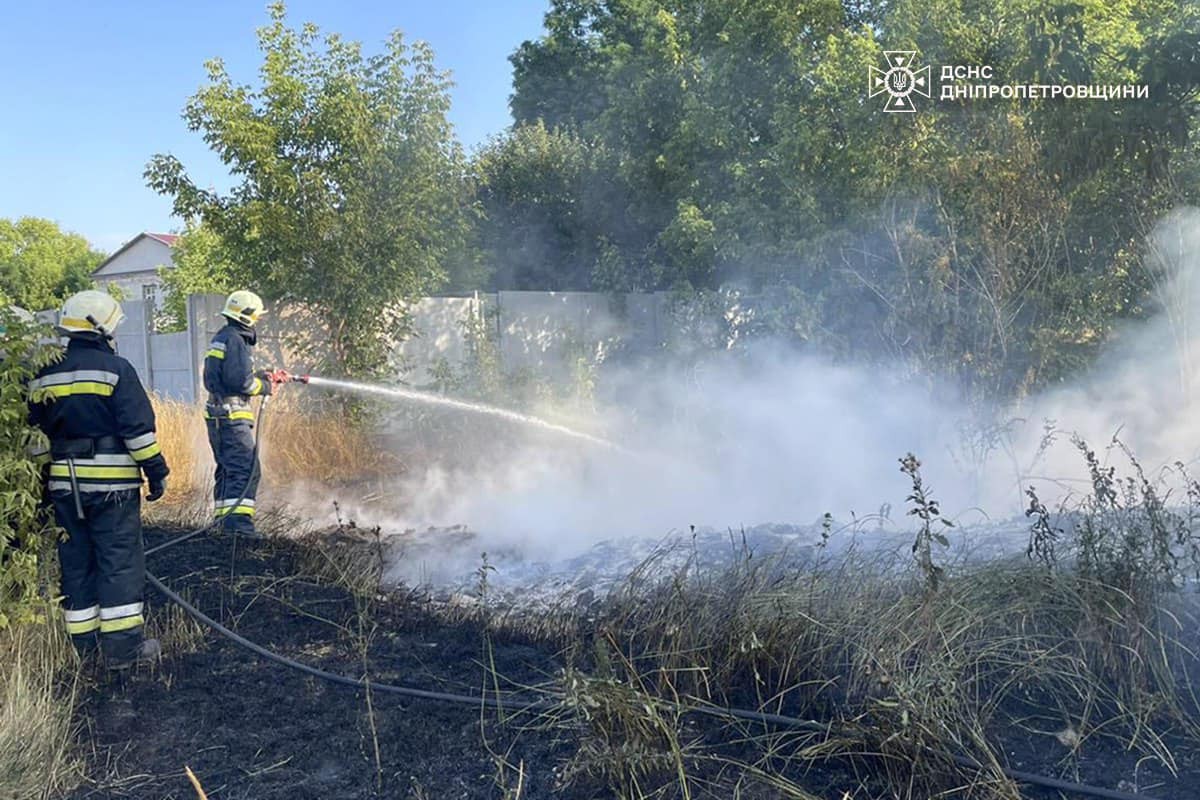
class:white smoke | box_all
[1009,207,1200,489]
[383,352,965,558]
[306,207,1200,568]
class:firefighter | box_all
[203,290,288,538]
[27,290,168,668]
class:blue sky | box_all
[0,0,549,252]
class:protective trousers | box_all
[205,415,259,534]
[52,489,146,661]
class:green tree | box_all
[0,218,103,310]
[0,305,60,628]
[473,122,610,290]
[500,0,1200,401]
[156,222,238,332]
[507,0,855,290]
[146,2,469,375]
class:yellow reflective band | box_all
[66,618,101,635]
[214,505,256,517]
[205,348,225,360]
[129,442,162,461]
[30,370,119,391]
[36,382,115,399]
[60,316,96,331]
[48,464,141,480]
[99,615,144,633]
[204,409,253,421]
[249,377,263,395]
[125,433,156,450]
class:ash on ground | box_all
[373,516,1033,613]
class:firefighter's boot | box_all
[107,638,161,671]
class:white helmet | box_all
[59,290,125,337]
[221,290,267,327]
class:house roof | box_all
[92,232,179,277]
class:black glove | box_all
[255,370,275,396]
[146,476,167,502]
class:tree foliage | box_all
[0,218,102,311]
[0,306,60,628]
[156,222,238,332]
[472,0,1200,401]
[473,121,621,290]
[146,2,469,375]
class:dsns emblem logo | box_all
[868,51,930,113]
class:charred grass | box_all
[97,406,1200,799]
[471,449,1200,799]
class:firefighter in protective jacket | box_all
[203,290,287,537]
[27,290,168,668]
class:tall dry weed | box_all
[149,394,398,518]
[0,614,80,799]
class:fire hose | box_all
[142,377,1165,800]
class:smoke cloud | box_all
[1010,207,1200,488]
[306,208,1200,574]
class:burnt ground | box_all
[66,526,572,800]
[63,526,1200,800]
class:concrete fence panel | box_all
[113,299,149,382]
[395,296,482,386]
[40,290,688,402]
[148,331,194,401]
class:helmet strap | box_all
[86,314,113,340]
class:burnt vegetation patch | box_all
[65,445,1200,800]
[68,526,563,800]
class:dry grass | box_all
[148,394,399,520]
[526,538,1200,798]
[257,394,400,488]
[147,397,211,518]
[145,593,208,658]
[0,611,81,799]
[500,451,1200,799]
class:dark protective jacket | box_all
[27,337,169,492]
[203,322,268,402]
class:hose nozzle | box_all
[265,370,309,385]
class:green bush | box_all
[0,305,61,628]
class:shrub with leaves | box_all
[0,305,60,628]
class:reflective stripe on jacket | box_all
[27,337,169,485]
[203,322,266,399]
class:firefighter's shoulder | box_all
[110,351,144,378]
[206,328,234,361]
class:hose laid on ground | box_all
[141,396,1165,800]
[144,394,269,557]
[145,571,556,711]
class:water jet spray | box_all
[292,373,621,451]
